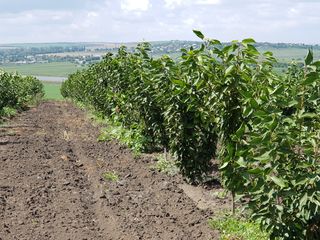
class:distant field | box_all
[46,51,108,57]
[258,47,320,63]
[0,46,319,78]
[157,47,320,63]
[0,62,85,77]
[43,82,63,100]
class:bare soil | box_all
[0,101,228,240]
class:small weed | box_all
[133,151,142,159]
[208,211,269,240]
[210,189,229,199]
[152,155,179,176]
[89,111,106,124]
[98,122,147,153]
[63,130,70,141]
[73,100,88,110]
[102,171,119,182]
[85,110,148,154]
[31,219,38,225]
[0,107,17,118]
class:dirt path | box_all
[0,101,221,240]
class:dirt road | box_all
[0,101,220,240]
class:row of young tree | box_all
[61,31,320,239]
[0,70,44,117]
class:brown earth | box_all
[0,101,230,240]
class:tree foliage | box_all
[0,70,44,116]
[61,31,320,239]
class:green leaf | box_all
[301,113,317,119]
[237,157,246,167]
[254,110,268,118]
[270,85,284,95]
[254,151,271,163]
[239,89,253,99]
[225,65,235,77]
[305,49,313,65]
[288,100,298,107]
[172,79,186,87]
[242,38,256,44]
[250,98,259,108]
[220,162,229,170]
[247,168,264,175]
[303,72,318,85]
[222,45,232,54]
[276,205,284,212]
[270,176,286,188]
[235,124,245,138]
[247,45,259,55]
[263,51,273,57]
[193,30,205,40]
[300,193,308,206]
[312,60,320,67]
[209,39,221,45]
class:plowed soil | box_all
[0,101,225,240]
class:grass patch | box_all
[258,47,320,63]
[210,189,229,199]
[98,120,148,153]
[209,212,269,240]
[74,100,89,110]
[152,155,179,176]
[1,62,85,77]
[102,171,119,182]
[43,82,63,100]
[0,107,17,118]
[74,103,148,155]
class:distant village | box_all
[0,41,202,66]
[0,41,319,66]
[0,45,103,65]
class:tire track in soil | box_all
[0,101,220,240]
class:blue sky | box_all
[0,0,319,43]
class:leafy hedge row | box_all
[0,70,44,116]
[61,31,320,239]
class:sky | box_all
[0,0,319,44]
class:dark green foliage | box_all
[159,46,218,181]
[61,31,320,239]
[61,42,219,183]
[0,70,44,116]
[205,40,320,238]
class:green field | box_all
[43,82,63,100]
[0,62,85,77]
[259,47,320,63]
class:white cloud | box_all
[87,11,98,17]
[196,0,220,5]
[0,0,319,44]
[164,0,220,9]
[164,0,183,9]
[120,0,151,12]
[183,17,195,26]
